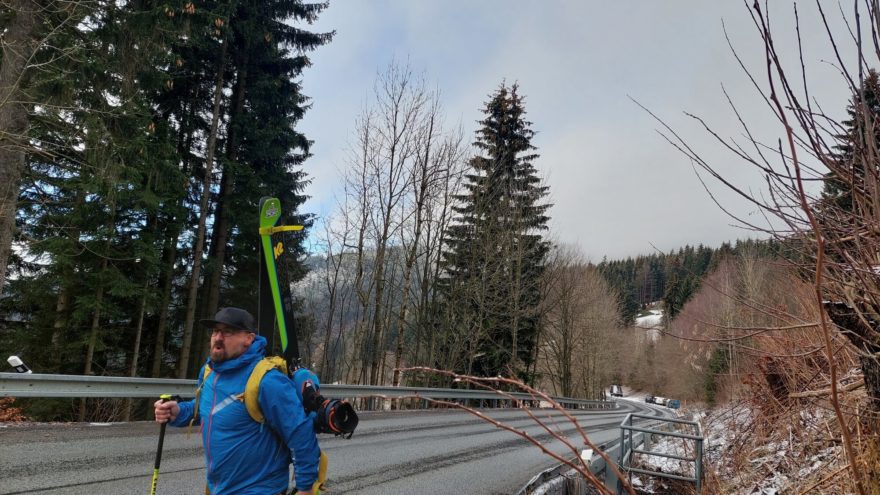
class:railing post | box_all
[627,416,633,491]
[696,437,703,493]
[618,422,626,495]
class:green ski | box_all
[258,197,303,366]
[257,197,357,495]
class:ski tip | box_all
[260,198,282,226]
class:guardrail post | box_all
[627,417,634,491]
[618,423,626,495]
[696,436,703,493]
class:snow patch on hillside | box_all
[635,309,663,341]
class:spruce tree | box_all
[823,69,880,211]
[196,0,333,367]
[440,83,550,381]
[7,0,183,382]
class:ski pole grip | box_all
[151,394,173,495]
[156,394,182,414]
[157,393,172,420]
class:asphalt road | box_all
[0,400,663,495]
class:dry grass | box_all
[702,325,875,494]
[0,397,27,422]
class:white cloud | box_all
[298,1,858,258]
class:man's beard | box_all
[211,342,228,362]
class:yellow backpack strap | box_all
[243,356,287,423]
[189,364,212,435]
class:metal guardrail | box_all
[518,411,701,495]
[0,372,615,410]
[616,413,703,494]
[514,424,652,495]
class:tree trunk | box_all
[79,257,108,421]
[152,97,194,379]
[0,0,39,291]
[151,227,179,377]
[83,262,108,377]
[51,191,84,372]
[825,303,880,411]
[200,63,247,368]
[320,248,342,378]
[369,242,387,385]
[392,115,436,389]
[50,287,70,372]
[177,40,228,379]
[123,284,149,421]
[80,173,118,421]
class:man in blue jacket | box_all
[154,307,319,495]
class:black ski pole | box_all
[150,394,173,495]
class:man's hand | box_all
[154,399,179,423]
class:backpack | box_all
[190,356,328,494]
[191,356,352,434]
[190,356,288,426]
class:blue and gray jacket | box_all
[171,335,319,494]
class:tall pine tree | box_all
[823,69,880,212]
[440,83,550,381]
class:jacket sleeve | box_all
[259,370,320,492]
[169,398,196,427]
[292,368,321,403]
[169,364,206,428]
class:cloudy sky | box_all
[297,1,855,260]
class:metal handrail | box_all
[618,413,703,494]
[0,372,615,409]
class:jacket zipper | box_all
[205,371,220,494]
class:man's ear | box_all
[246,332,256,345]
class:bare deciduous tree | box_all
[538,245,619,399]
[302,61,467,388]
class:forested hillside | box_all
[597,239,782,324]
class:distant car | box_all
[666,399,681,409]
[610,384,623,397]
[644,395,654,404]
[654,397,668,406]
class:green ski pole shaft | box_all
[150,394,172,495]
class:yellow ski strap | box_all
[258,224,304,235]
[312,450,329,495]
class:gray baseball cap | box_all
[200,307,256,333]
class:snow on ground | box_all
[697,402,847,494]
[537,387,849,494]
[635,310,663,329]
[627,411,701,493]
[635,309,663,341]
[595,381,854,494]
